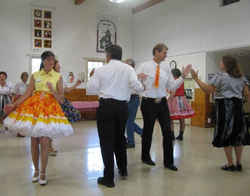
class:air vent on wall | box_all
[222,0,240,6]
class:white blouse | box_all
[14,81,27,95]
[0,82,14,95]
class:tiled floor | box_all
[1,120,250,196]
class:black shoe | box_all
[165,164,178,171]
[221,165,235,172]
[126,143,135,149]
[176,135,183,141]
[142,159,156,166]
[97,177,115,188]
[119,170,128,177]
[236,164,242,171]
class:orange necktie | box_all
[154,64,160,88]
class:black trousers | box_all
[97,98,128,182]
[141,97,174,166]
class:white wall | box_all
[0,0,133,85]
[205,52,221,82]
[168,52,207,80]
[132,0,250,62]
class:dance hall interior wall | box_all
[132,0,250,80]
[0,0,133,84]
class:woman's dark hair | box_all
[105,45,122,60]
[222,55,242,78]
[40,51,55,70]
[53,59,59,70]
[21,72,28,79]
[0,71,7,79]
[171,68,182,78]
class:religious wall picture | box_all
[97,19,117,53]
[44,21,52,29]
[34,19,42,28]
[44,40,52,48]
[34,9,42,18]
[32,7,53,49]
[44,30,52,38]
[34,29,42,37]
[44,10,52,19]
[34,39,42,48]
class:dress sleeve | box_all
[208,73,221,88]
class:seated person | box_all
[0,71,14,129]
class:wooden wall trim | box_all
[132,0,165,14]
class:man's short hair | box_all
[105,45,122,60]
[152,43,168,56]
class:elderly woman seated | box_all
[0,71,14,129]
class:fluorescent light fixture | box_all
[109,0,126,3]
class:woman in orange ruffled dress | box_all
[4,51,73,186]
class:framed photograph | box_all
[44,20,52,29]
[34,19,42,28]
[97,20,117,53]
[34,29,42,37]
[44,30,52,38]
[44,40,52,48]
[34,9,42,18]
[34,39,42,48]
[44,10,52,19]
[32,7,53,50]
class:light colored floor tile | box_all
[1,120,250,196]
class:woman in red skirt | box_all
[168,68,195,140]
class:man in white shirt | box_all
[137,43,191,171]
[86,45,145,188]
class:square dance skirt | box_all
[212,98,250,147]
[4,91,74,138]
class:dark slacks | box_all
[97,98,128,182]
[141,97,174,166]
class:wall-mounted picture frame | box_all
[34,9,42,18]
[97,19,117,53]
[32,7,53,50]
[44,30,52,38]
[34,39,42,48]
[44,40,52,48]
[44,20,52,29]
[34,19,42,28]
[44,10,52,19]
[34,29,42,38]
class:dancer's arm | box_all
[47,76,64,104]
[13,76,35,107]
[191,69,215,94]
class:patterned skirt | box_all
[0,94,11,119]
[60,99,81,123]
[4,92,74,138]
[212,98,250,148]
[168,96,195,120]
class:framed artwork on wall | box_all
[32,8,53,50]
[96,19,117,53]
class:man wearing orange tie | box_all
[137,43,191,171]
